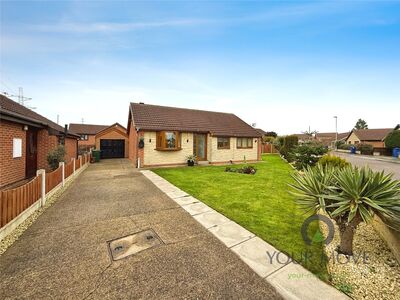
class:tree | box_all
[354,119,368,130]
[289,141,328,170]
[290,165,400,255]
[47,145,66,170]
[265,131,277,138]
[385,130,400,149]
[280,135,298,160]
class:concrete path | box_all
[142,171,349,300]
[0,159,281,299]
[333,152,400,179]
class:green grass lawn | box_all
[153,154,328,279]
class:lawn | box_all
[153,154,328,279]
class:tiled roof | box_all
[1,94,65,133]
[255,128,268,136]
[69,123,109,135]
[130,103,261,137]
[352,128,393,141]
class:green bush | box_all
[280,135,299,160]
[289,141,328,170]
[273,136,285,151]
[338,143,354,150]
[385,130,400,149]
[225,165,257,175]
[356,143,373,155]
[47,145,66,171]
[318,155,350,169]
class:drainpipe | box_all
[136,127,141,169]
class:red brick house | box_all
[127,103,262,168]
[68,123,108,153]
[0,95,79,188]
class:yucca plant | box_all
[290,164,400,255]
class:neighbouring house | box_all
[255,128,268,137]
[293,133,314,143]
[69,123,108,153]
[0,95,79,188]
[315,132,349,148]
[95,123,129,159]
[127,103,262,168]
[345,128,393,148]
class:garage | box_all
[100,139,125,159]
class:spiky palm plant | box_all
[290,164,400,255]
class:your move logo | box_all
[301,214,335,246]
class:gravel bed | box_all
[321,220,400,299]
[0,171,81,256]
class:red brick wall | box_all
[78,135,95,147]
[0,120,26,187]
[37,129,58,171]
[138,131,144,167]
[65,137,78,162]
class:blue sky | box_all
[1,1,399,134]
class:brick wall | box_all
[209,137,258,163]
[78,135,95,147]
[0,120,26,187]
[64,137,78,162]
[37,129,58,171]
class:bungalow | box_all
[0,95,79,188]
[315,132,349,148]
[127,103,262,168]
[345,128,393,148]
[69,123,108,153]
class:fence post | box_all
[36,169,46,207]
[59,161,65,187]
[80,155,82,168]
[73,158,76,174]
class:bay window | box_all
[156,131,181,150]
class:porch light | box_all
[23,125,28,131]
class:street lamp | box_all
[334,116,338,150]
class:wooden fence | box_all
[45,166,62,193]
[0,153,91,234]
[65,159,74,178]
[0,176,41,227]
[262,143,279,154]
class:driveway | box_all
[0,159,281,299]
[333,152,400,180]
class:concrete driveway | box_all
[333,152,400,179]
[0,159,281,299]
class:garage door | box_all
[100,139,125,159]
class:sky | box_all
[1,1,399,135]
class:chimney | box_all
[64,124,68,136]
[139,102,144,104]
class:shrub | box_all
[318,155,349,169]
[225,165,257,175]
[385,130,400,149]
[335,140,345,149]
[356,143,373,155]
[338,143,354,150]
[289,141,328,170]
[273,136,285,151]
[47,145,66,171]
[280,135,299,160]
[290,164,400,255]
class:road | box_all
[333,152,400,180]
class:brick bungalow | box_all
[315,132,350,148]
[69,123,108,153]
[127,103,262,168]
[345,128,393,148]
[0,95,79,188]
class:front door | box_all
[26,129,38,178]
[193,134,207,161]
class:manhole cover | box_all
[108,229,163,261]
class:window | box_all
[80,134,88,141]
[156,131,181,150]
[13,138,22,158]
[237,137,253,149]
[217,137,230,149]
